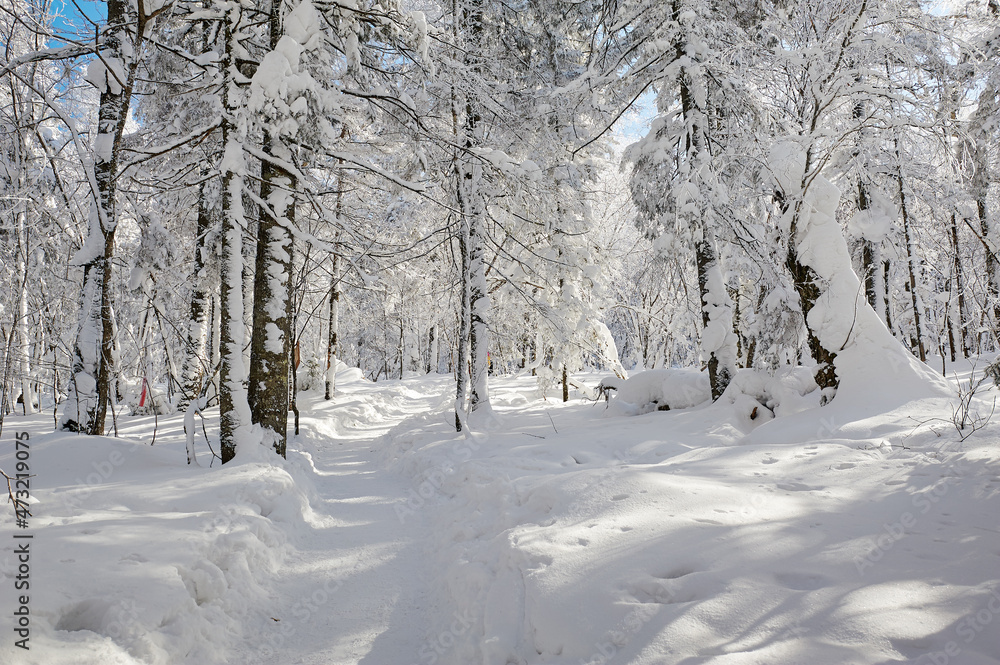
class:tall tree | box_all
[218,0,255,462]
[626,0,746,400]
[61,0,164,432]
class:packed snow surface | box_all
[2,360,1000,664]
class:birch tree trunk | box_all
[427,324,438,374]
[325,167,344,401]
[467,177,492,418]
[969,0,999,342]
[461,0,493,423]
[178,174,214,410]
[15,216,34,414]
[454,201,471,431]
[61,0,140,434]
[948,212,967,358]
[179,14,218,411]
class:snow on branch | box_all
[119,119,223,170]
[325,150,429,193]
[0,42,100,80]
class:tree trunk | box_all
[15,219,34,415]
[61,0,139,434]
[467,192,491,416]
[325,143,345,400]
[674,0,735,401]
[977,199,1000,347]
[853,90,887,326]
[325,248,340,400]
[948,212,966,358]
[247,0,297,459]
[427,325,438,374]
[179,14,217,410]
[460,0,492,421]
[247,145,294,457]
[785,229,839,397]
[179,174,214,410]
[455,214,471,431]
[695,237,734,401]
[218,5,254,463]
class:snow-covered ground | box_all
[3,361,1000,664]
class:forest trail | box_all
[227,376,456,665]
[2,369,1000,665]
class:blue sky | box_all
[49,0,106,41]
[610,89,656,151]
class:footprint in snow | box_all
[776,482,818,492]
[632,581,696,605]
[654,568,694,580]
[120,553,149,565]
[774,572,829,591]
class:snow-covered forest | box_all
[1,0,1000,662]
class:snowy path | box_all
[4,367,1000,665]
[227,378,454,665]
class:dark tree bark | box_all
[673,0,733,401]
[325,248,340,400]
[247,0,297,458]
[785,221,839,397]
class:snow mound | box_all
[601,368,710,416]
[720,366,820,429]
[0,428,313,665]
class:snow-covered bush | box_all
[601,368,710,416]
[124,379,174,416]
[296,354,325,392]
[720,367,819,427]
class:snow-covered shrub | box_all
[720,367,819,426]
[602,368,710,416]
[124,380,174,416]
[296,354,325,392]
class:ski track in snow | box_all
[230,378,453,665]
